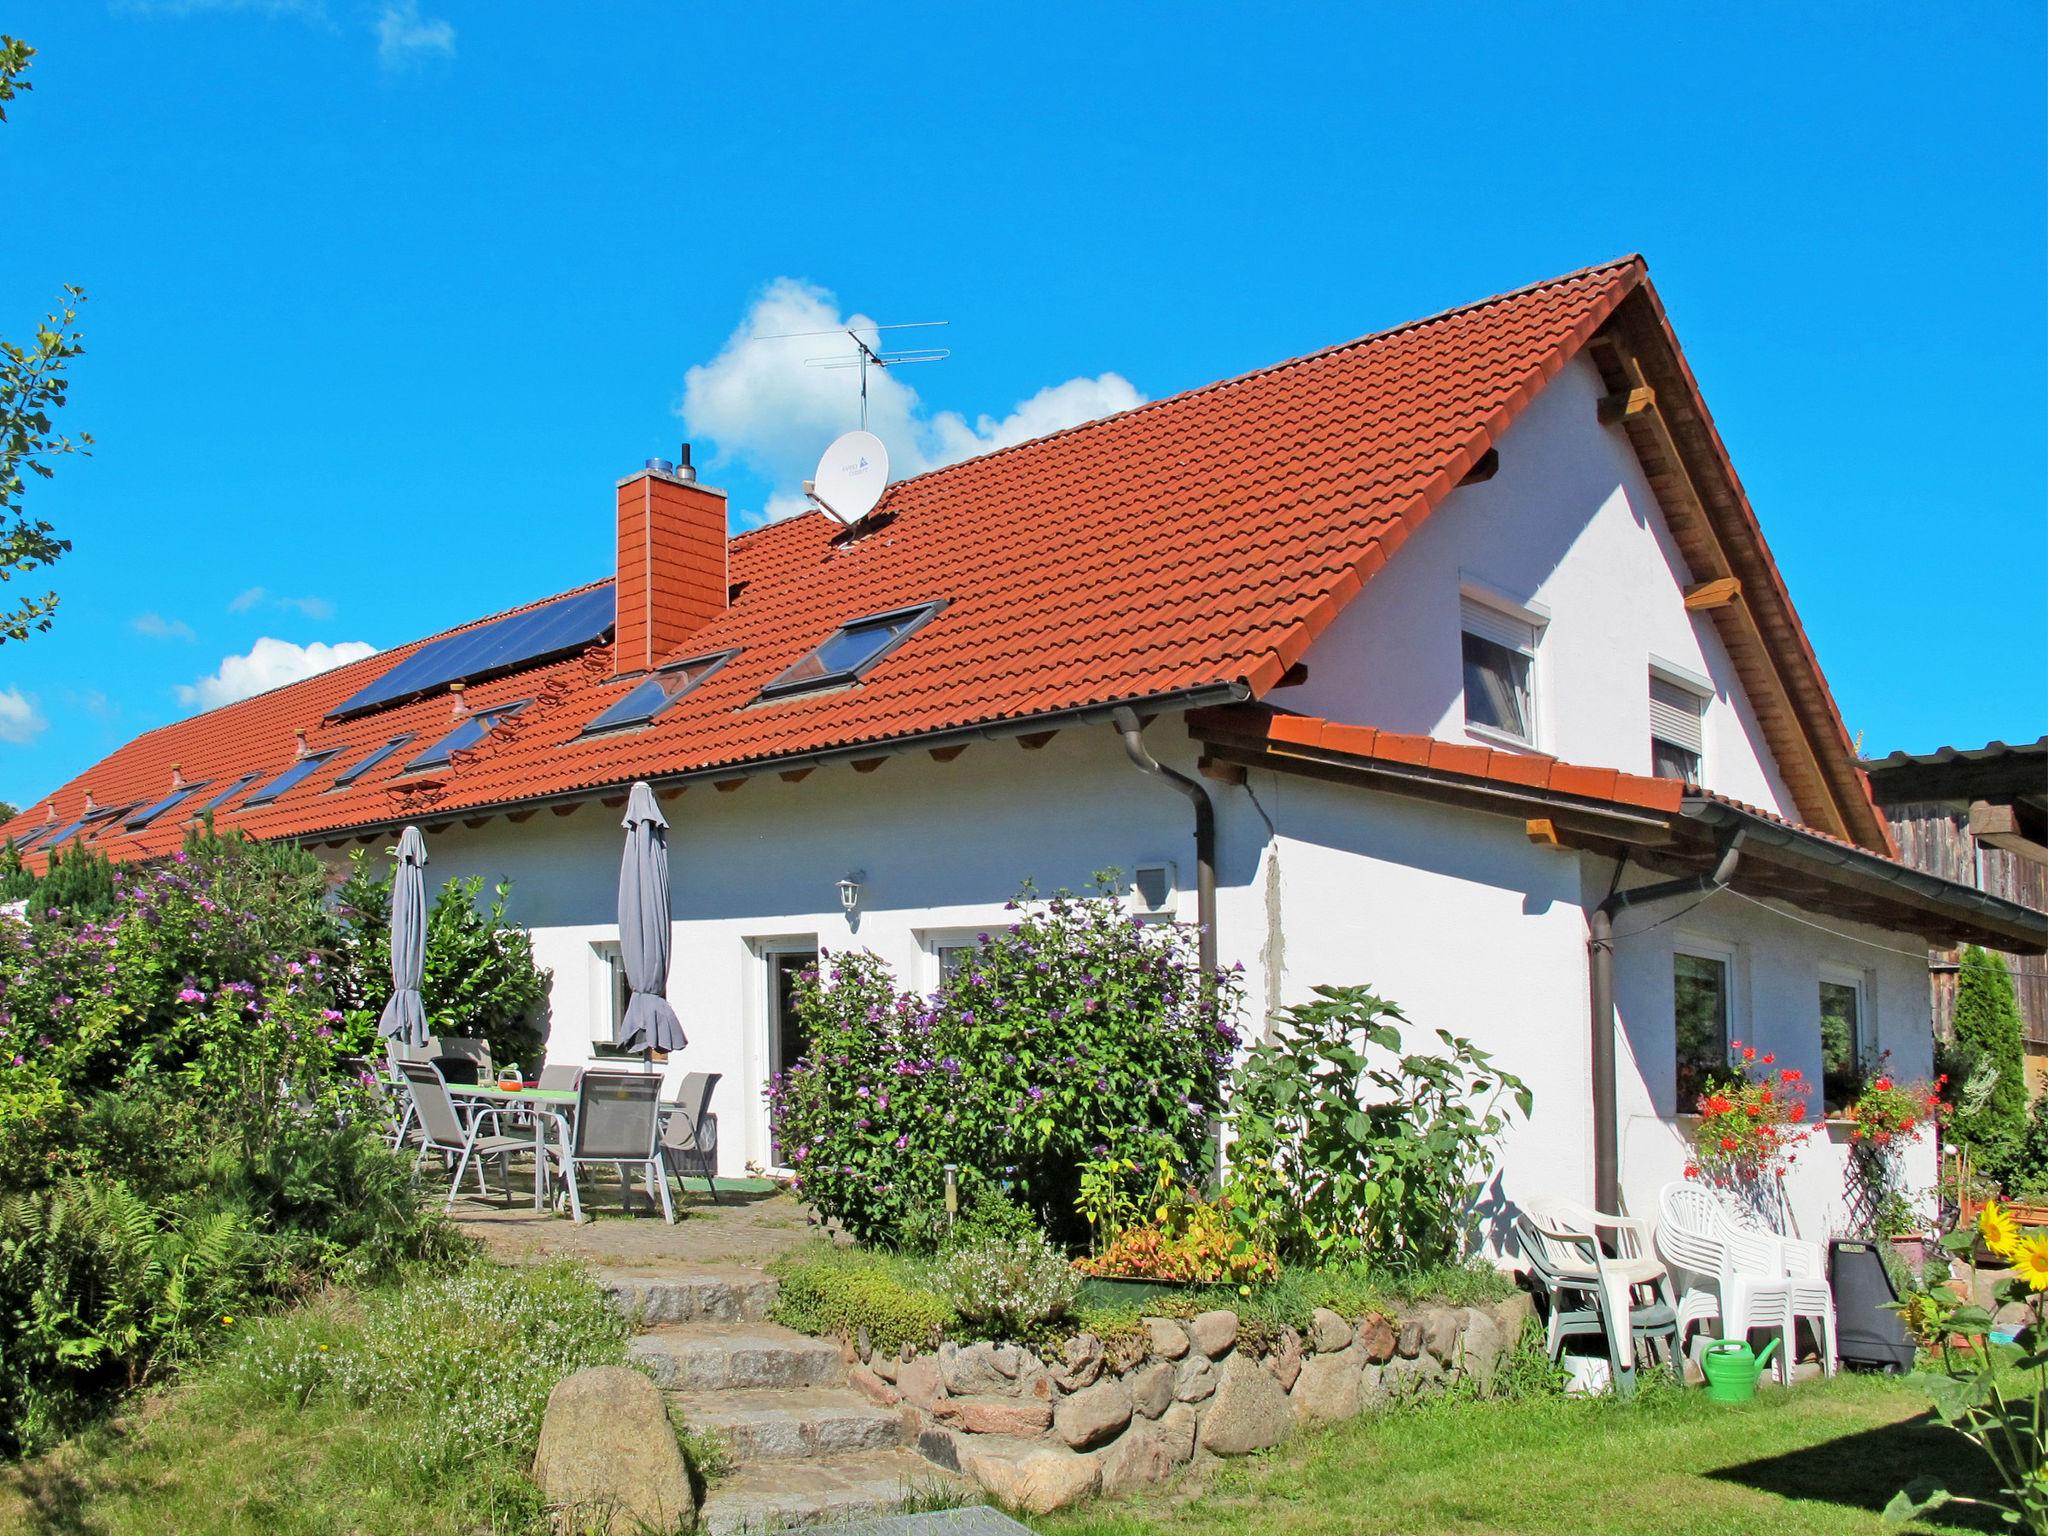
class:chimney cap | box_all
[644,457,676,477]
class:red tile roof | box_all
[5,257,1862,868]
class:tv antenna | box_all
[751,320,950,430]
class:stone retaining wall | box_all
[841,1292,1536,1514]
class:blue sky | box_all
[0,1,2042,809]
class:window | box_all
[587,943,641,1060]
[403,704,527,772]
[1820,971,1867,1113]
[1650,672,1708,784]
[1674,948,1731,1108]
[43,807,127,851]
[333,736,416,788]
[192,773,260,819]
[1460,596,1538,744]
[245,751,339,808]
[582,651,735,736]
[125,781,212,831]
[759,603,942,701]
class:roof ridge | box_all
[869,255,1646,501]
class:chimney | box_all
[293,729,311,761]
[448,682,469,719]
[615,444,728,677]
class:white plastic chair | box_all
[1656,1181,1836,1382]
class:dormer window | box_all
[758,602,943,702]
[1649,668,1709,784]
[1460,594,1539,746]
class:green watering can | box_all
[1700,1338,1780,1403]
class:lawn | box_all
[1035,1371,1996,1536]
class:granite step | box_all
[629,1322,845,1392]
[666,1385,906,1461]
[698,1448,971,1534]
[599,1266,780,1325]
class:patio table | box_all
[445,1083,579,1212]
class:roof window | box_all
[332,736,416,788]
[759,603,942,701]
[246,751,340,809]
[582,652,735,737]
[126,780,213,831]
[192,773,261,820]
[404,704,527,773]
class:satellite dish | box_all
[807,430,889,524]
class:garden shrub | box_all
[1074,1157,1277,1285]
[768,1245,956,1352]
[1948,945,2029,1189]
[1225,983,1531,1270]
[937,1230,1080,1336]
[770,880,1243,1248]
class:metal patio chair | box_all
[398,1059,540,1208]
[550,1070,672,1224]
[660,1071,723,1204]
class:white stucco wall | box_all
[1281,353,1800,817]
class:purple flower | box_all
[178,987,207,1004]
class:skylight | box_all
[404,704,526,773]
[44,808,126,851]
[126,781,214,831]
[327,587,613,720]
[245,751,339,809]
[332,736,416,788]
[758,603,942,701]
[192,773,261,820]
[582,652,735,737]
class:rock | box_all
[935,1394,1054,1437]
[848,1364,901,1407]
[1396,1316,1425,1359]
[1291,1348,1363,1422]
[1144,1316,1190,1360]
[1358,1363,1391,1414]
[1053,1332,1105,1392]
[1199,1355,1295,1456]
[1097,1402,1199,1496]
[1309,1308,1353,1354]
[917,1425,963,1473]
[1266,1327,1303,1393]
[532,1366,694,1533]
[941,1340,1020,1397]
[1384,1351,1445,1399]
[1355,1313,1397,1363]
[896,1355,946,1410]
[1174,1353,1219,1403]
[1127,1359,1175,1419]
[1189,1310,1239,1359]
[960,1438,1102,1515]
[1017,1365,1057,1402]
[1423,1308,1462,1366]
[856,1325,872,1363]
[869,1352,899,1385]
[1055,1377,1133,1450]
[1458,1307,1507,1391]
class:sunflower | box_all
[2014,1233,2048,1292]
[1980,1199,2022,1259]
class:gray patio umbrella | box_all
[375,825,430,1050]
[615,781,686,1058]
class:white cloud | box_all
[0,689,47,746]
[132,611,197,641]
[176,637,377,712]
[377,1,454,66]
[680,278,1144,525]
[228,586,334,620]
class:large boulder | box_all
[532,1366,695,1533]
[1127,1359,1176,1420]
[1291,1349,1363,1422]
[1053,1332,1105,1391]
[935,1394,1054,1437]
[1173,1353,1219,1403]
[1097,1402,1198,1496]
[959,1437,1101,1514]
[1309,1308,1353,1354]
[1458,1307,1508,1391]
[1266,1327,1303,1393]
[1355,1313,1397,1363]
[1422,1308,1462,1366]
[1189,1310,1239,1359]
[1055,1376,1133,1450]
[1144,1316,1190,1359]
[940,1340,1023,1397]
[1198,1355,1294,1456]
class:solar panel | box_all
[404,705,525,773]
[328,586,614,720]
[581,651,735,736]
[193,773,260,819]
[245,751,338,808]
[332,736,415,788]
[126,781,213,831]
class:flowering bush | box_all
[770,880,1244,1248]
[938,1230,1081,1334]
[1686,1040,1813,1186]
[1846,1064,1949,1148]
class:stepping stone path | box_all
[596,1264,973,1533]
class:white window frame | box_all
[747,935,820,1172]
[1818,962,1871,1110]
[1672,934,1743,1113]
[1648,660,1711,785]
[587,938,643,1059]
[1458,583,1546,751]
[919,925,1007,988]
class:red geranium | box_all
[1691,1041,1815,1186]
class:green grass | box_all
[0,1259,634,1536]
[1035,1370,1998,1536]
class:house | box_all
[1863,737,2048,1089]
[8,257,2043,1241]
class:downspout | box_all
[1587,834,1743,1212]
[1110,707,1218,977]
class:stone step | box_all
[598,1267,779,1325]
[697,1448,973,1534]
[666,1385,907,1461]
[628,1322,845,1392]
